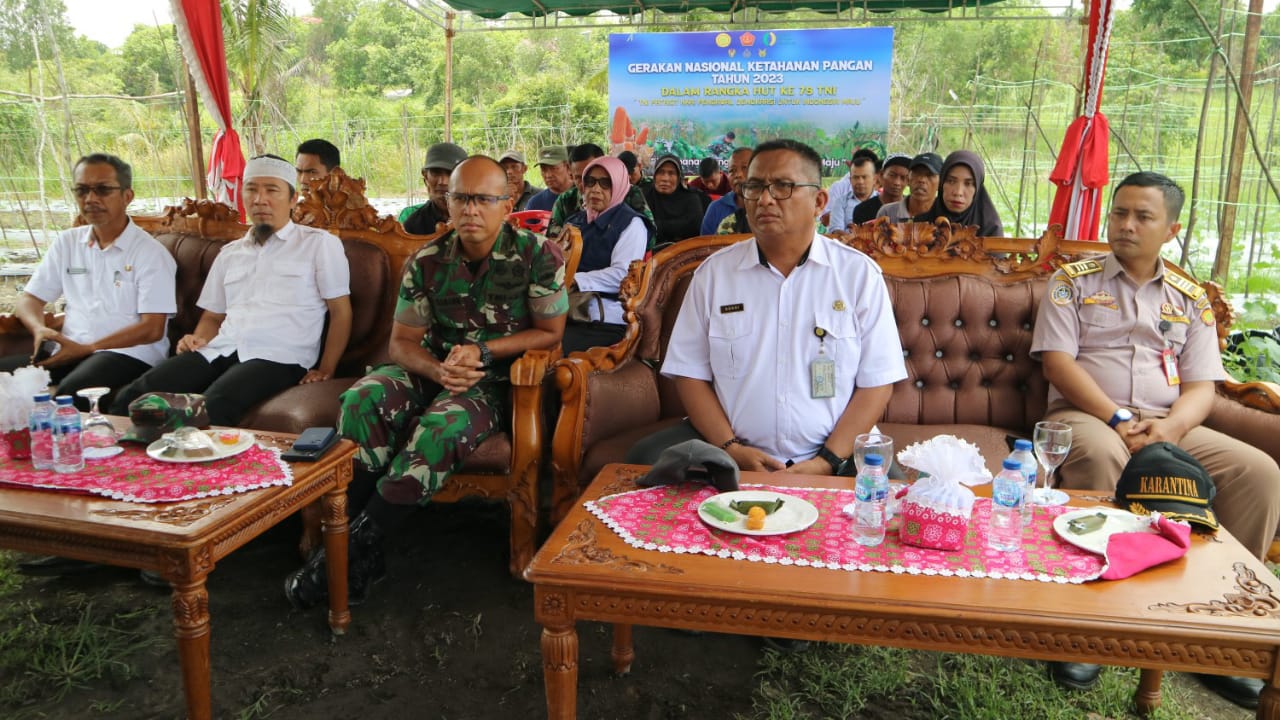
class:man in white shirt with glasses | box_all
[1,153,176,410]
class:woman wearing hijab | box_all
[643,154,707,249]
[912,150,1004,237]
[563,156,653,353]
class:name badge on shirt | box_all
[810,326,835,398]
[67,267,88,275]
[1162,343,1181,386]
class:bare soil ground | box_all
[1,495,1253,720]
[3,501,767,720]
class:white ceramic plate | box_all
[146,430,256,464]
[1052,507,1157,556]
[697,490,819,537]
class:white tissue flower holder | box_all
[896,435,992,551]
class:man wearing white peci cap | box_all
[111,154,352,426]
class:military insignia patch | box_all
[1200,307,1215,326]
[1051,282,1074,305]
[1062,259,1102,278]
[1160,302,1189,324]
[833,300,846,311]
[1164,272,1205,301]
[1082,290,1118,309]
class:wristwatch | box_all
[1107,408,1134,429]
[474,340,493,368]
[816,445,849,475]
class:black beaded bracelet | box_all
[720,436,746,450]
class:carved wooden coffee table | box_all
[0,429,355,720]
[527,464,1280,720]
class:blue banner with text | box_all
[608,28,894,177]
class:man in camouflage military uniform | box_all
[285,156,568,609]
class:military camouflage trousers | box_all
[337,363,508,505]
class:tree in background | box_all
[119,23,181,97]
[221,0,300,154]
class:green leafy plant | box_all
[1223,333,1280,384]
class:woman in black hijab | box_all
[913,150,1004,237]
[642,154,707,248]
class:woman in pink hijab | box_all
[563,156,654,353]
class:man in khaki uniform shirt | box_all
[1032,171,1280,706]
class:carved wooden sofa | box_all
[548,220,1280,524]
[0,169,581,577]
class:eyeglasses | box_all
[582,175,612,190]
[445,192,510,208]
[73,185,123,198]
[739,180,821,201]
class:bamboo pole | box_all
[1015,35,1045,236]
[444,11,456,142]
[1181,5,1224,266]
[182,59,207,200]
[1212,0,1266,284]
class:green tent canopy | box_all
[437,0,1007,20]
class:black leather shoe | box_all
[284,547,329,610]
[347,513,386,605]
[1049,662,1101,690]
[17,555,101,576]
[284,513,387,610]
[1194,673,1263,709]
[138,570,169,588]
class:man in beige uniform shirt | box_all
[1032,171,1280,707]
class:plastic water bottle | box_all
[1010,439,1039,523]
[29,392,55,470]
[853,453,889,547]
[52,395,84,474]
[989,458,1025,552]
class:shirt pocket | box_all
[223,265,253,306]
[1163,321,1189,351]
[111,279,138,316]
[1078,304,1121,345]
[815,308,858,366]
[265,262,314,306]
[708,312,752,380]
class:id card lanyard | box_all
[1159,319,1181,386]
[810,326,835,398]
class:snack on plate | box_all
[730,498,785,515]
[216,429,241,445]
[162,426,217,458]
[745,506,766,531]
[701,502,738,523]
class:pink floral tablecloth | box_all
[586,483,1107,583]
[0,443,293,503]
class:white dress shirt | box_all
[662,233,907,464]
[197,222,350,369]
[24,220,177,367]
[572,216,648,324]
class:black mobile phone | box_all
[32,339,58,362]
[293,427,337,452]
[282,427,339,462]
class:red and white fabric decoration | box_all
[1049,0,1117,241]
[171,0,246,219]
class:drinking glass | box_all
[854,433,894,475]
[76,387,121,459]
[1032,421,1072,506]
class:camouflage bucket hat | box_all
[119,393,212,443]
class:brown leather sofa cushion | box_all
[886,274,1050,434]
